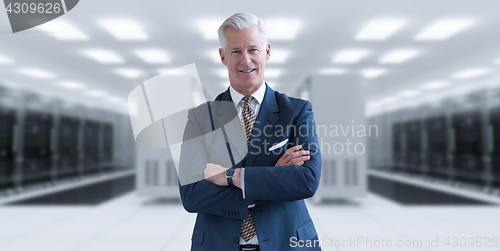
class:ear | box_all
[219,48,227,66]
[265,43,271,62]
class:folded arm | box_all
[203,101,322,203]
[178,107,248,219]
[243,102,321,203]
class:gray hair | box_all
[218,12,268,50]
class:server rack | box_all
[405,119,422,174]
[369,89,500,201]
[0,108,16,190]
[451,111,484,184]
[489,107,500,187]
[100,122,114,171]
[424,115,449,178]
[392,122,405,171]
[83,120,101,174]
[56,116,81,178]
[21,111,54,185]
[0,84,134,201]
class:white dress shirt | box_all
[229,81,266,245]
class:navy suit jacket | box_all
[179,84,322,251]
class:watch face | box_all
[226,168,236,178]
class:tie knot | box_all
[242,96,253,105]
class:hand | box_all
[275,145,310,166]
[203,163,228,186]
[203,164,242,188]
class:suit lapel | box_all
[245,84,280,166]
[213,89,247,167]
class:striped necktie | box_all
[240,95,257,242]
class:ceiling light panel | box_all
[98,19,148,40]
[356,19,406,40]
[58,81,86,89]
[19,68,56,79]
[333,50,369,64]
[450,68,490,79]
[39,20,88,40]
[320,68,346,75]
[379,49,420,64]
[266,19,301,40]
[361,68,386,79]
[415,19,474,40]
[83,50,124,64]
[420,81,450,89]
[157,68,185,75]
[135,49,169,64]
[116,68,142,78]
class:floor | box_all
[0,192,498,251]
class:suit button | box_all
[233,237,239,244]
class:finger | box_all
[285,145,302,155]
[280,145,303,161]
[282,153,305,166]
[283,151,299,164]
[287,150,309,161]
[292,150,309,157]
[290,155,310,165]
[277,145,305,166]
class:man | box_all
[179,12,322,251]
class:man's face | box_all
[219,25,270,95]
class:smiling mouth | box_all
[239,69,255,73]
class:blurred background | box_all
[1,0,500,250]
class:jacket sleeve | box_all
[243,101,322,203]
[178,107,248,220]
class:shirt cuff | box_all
[240,167,245,199]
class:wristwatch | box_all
[226,168,236,186]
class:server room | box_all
[1,0,499,250]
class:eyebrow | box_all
[229,45,260,51]
[231,44,259,50]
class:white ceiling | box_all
[1,0,500,112]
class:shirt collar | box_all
[229,81,266,107]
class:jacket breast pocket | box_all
[192,227,205,245]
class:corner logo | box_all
[3,0,79,33]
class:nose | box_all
[241,51,252,65]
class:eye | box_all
[251,49,258,52]
[232,50,240,54]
